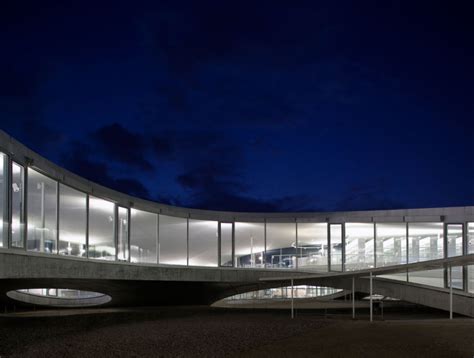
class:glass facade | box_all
[219,223,233,267]
[88,196,116,260]
[465,223,473,291]
[11,162,25,248]
[376,223,407,267]
[468,265,474,294]
[27,169,58,253]
[0,153,7,247]
[224,286,342,300]
[409,268,445,288]
[468,223,474,254]
[58,184,87,257]
[117,207,129,261]
[297,223,328,271]
[329,224,342,271]
[408,222,444,263]
[265,222,296,269]
[447,224,463,257]
[188,219,218,267]
[0,148,473,299]
[235,222,265,268]
[408,222,444,287]
[130,209,157,264]
[446,224,464,289]
[448,266,463,290]
[159,215,187,265]
[345,223,374,271]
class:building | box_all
[0,130,472,315]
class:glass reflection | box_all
[345,223,374,271]
[408,222,443,263]
[188,219,218,267]
[376,223,406,267]
[117,207,129,261]
[130,209,157,264]
[447,224,463,257]
[0,153,7,247]
[468,265,474,294]
[58,184,87,257]
[329,224,342,271]
[224,286,342,301]
[27,169,58,253]
[11,162,24,248]
[235,222,265,268]
[88,196,116,260]
[159,215,187,265]
[265,222,296,269]
[409,269,444,288]
[296,223,328,271]
[448,266,463,290]
[467,223,473,254]
[220,223,233,267]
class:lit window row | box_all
[0,152,472,293]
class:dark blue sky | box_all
[1,1,473,212]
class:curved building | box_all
[0,130,472,315]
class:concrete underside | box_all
[1,251,472,317]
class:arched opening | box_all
[6,288,111,308]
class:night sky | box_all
[1,1,473,212]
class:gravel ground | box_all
[0,307,472,357]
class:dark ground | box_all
[0,307,472,357]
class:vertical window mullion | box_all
[85,195,89,259]
[22,163,27,250]
[156,212,160,264]
[56,181,59,254]
[264,219,267,269]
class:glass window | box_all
[408,222,443,263]
[379,272,408,282]
[467,223,474,254]
[117,207,129,261]
[159,215,187,265]
[11,162,25,248]
[468,265,474,294]
[27,169,58,253]
[88,196,115,260]
[189,219,218,267]
[220,223,233,267]
[58,184,87,257]
[345,223,374,271]
[130,209,157,264]
[375,223,406,267]
[235,222,265,268]
[408,269,444,288]
[265,222,296,269]
[296,223,328,272]
[447,266,463,290]
[329,224,342,271]
[0,153,7,247]
[446,224,463,257]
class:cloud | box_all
[172,131,321,212]
[151,134,174,158]
[0,53,68,157]
[178,180,320,212]
[60,140,150,199]
[335,180,406,211]
[92,123,154,171]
